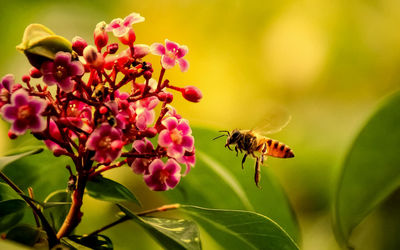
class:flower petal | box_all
[106,18,123,31]
[1,105,18,122]
[123,13,145,26]
[177,119,191,135]
[150,43,165,56]
[29,116,47,132]
[161,55,176,69]
[165,39,179,52]
[54,52,71,65]
[11,119,28,135]
[132,139,146,153]
[158,130,172,147]
[11,90,28,106]
[59,77,75,93]
[176,45,188,58]
[29,99,47,114]
[69,61,84,76]
[161,117,178,130]
[181,135,194,151]
[177,58,189,72]
[1,74,15,92]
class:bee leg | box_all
[225,144,232,151]
[241,154,247,169]
[254,157,261,188]
[235,145,239,156]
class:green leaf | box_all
[165,127,300,243]
[16,23,72,69]
[117,204,201,250]
[0,148,43,171]
[86,176,140,205]
[43,190,71,231]
[0,183,26,232]
[182,205,299,250]
[67,234,113,250]
[0,199,26,232]
[6,224,41,247]
[334,90,400,248]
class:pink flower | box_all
[143,159,181,191]
[131,138,154,174]
[150,39,189,72]
[132,96,159,130]
[106,13,145,37]
[65,100,92,133]
[41,52,84,93]
[177,149,196,175]
[158,117,194,159]
[44,120,67,154]
[1,89,47,135]
[86,123,123,163]
[0,74,16,107]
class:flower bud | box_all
[83,45,104,69]
[72,36,88,56]
[99,106,108,114]
[143,70,152,80]
[158,92,173,103]
[22,75,30,83]
[29,67,42,78]
[133,44,150,58]
[107,43,119,54]
[119,28,136,46]
[144,127,158,138]
[8,130,17,140]
[94,21,109,50]
[182,86,202,103]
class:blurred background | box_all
[1,0,400,249]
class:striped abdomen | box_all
[263,138,294,158]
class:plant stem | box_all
[28,187,41,228]
[56,173,88,239]
[0,171,59,248]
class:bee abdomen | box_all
[264,139,294,158]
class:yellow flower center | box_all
[98,136,112,149]
[17,105,33,121]
[170,129,182,144]
[55,65,67,80]
[159,169,170,183]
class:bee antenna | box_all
[212,134,226,140]
[213,130,230,140]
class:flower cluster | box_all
[0,13,202,191]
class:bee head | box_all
[226,129,241,146]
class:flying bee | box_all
[214,108,294,187]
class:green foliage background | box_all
[1,0,400,249]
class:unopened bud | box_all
[133,44,150,58]
[182,86,202,103]
[107,43,119,54]
[8,130,17,139]
[83,45,104,69]
[99,106,108,114]
[72,36,88,56]
[144,127,158,138]
[22,75,30,83]
[94,21,109,50]
[29,67,42,78]
[119,28,136,46]
[79,133,87,143]
[143,70,152,80]
[53,149,66,157]
[158,92,173,103]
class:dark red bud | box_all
[144,127,158,138]
[53,149,65,157]
[99,106,108,114]
[143,70,152,80]
[158,92,173,103]
[107,43,119,54]
[79,133,87,142]
[12,84,22,92]
[8,130,17,139]
[22,75,30,83]
[72,36,88,56]
[29,67,42,78]
[119,29,136,46]
[182,86,202,103]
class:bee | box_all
[214,108,294,187]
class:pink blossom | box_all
[143,159,181,191]
[132,96,159,130]
[41,52,84,93]
[86,123,123,163]
[0,74,15,107]
[1,89,47,135]
[150,39,189,72]
[65,100,92,133]
[106,13,145,37]
[158,117,194,159]
[44,120,67,154]
[177,149,196,175]
[131,138,154,174]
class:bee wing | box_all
[252,105,291,135]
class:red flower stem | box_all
[157,68,166,91]
[89,160,127,178]
[86,203,181,237]
[56,173,88,239]
[167,85,183,92]
[0,171,59,247]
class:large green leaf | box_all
[0,183,26,232]
[165,127,300,243]
[86,176,140,205]
[117,204,201,250]
[0,148,43,171]
[43,190,71,231]
[182,205,299,250]
[333,90,400,248]
[6,224,41,247]
[67,234,113,250]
